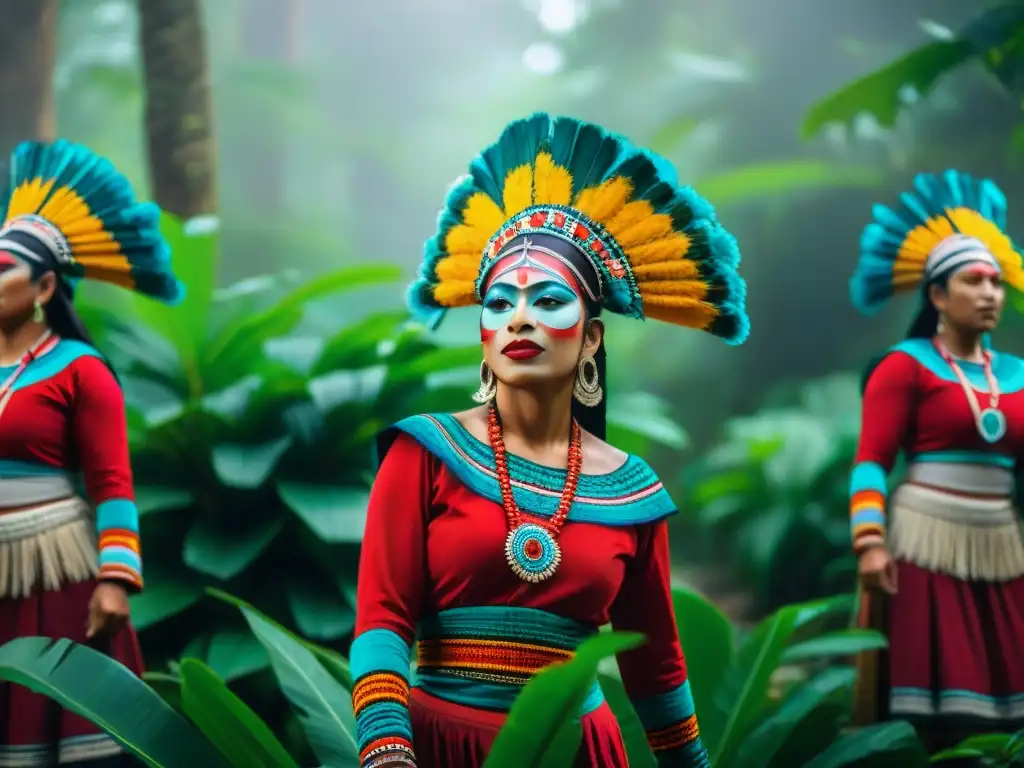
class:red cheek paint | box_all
[480,326,496,344]
[541,318,583,341]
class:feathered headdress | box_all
[409,113,749,344]
[0,139,182,303]
[852,169,1024,314]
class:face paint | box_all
[480,253,585,343]
[0,252,30,288]
[960,262,1000,279]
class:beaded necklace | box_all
[0,330,56,420]
[486,403,582,583]
[933,336,1006,444]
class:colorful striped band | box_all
[414,605,604,714]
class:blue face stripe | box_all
[850,461,887,496]
[481,277,582,331]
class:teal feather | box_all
[851,169,1010,315]
[0,140,183,305]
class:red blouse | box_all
[351,413,709,767]
[0,338,141,588]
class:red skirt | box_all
[886,560,1024,726]
[0,579,143,766]
[410,688,629,767]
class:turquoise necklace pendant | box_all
[979,407,1007,444]
[504,523,562,583]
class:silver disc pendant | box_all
[979,407,1007,444]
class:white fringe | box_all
[890,483,1024,582]
[0,498,97,599]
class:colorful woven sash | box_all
[414,605,605,714]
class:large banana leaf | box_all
[598,673,655,768]
[0,637,227,768]
[179,658,299,768]
[238,604,359,767]
[712,604,801,768]
[803,721,927,768]
[483,631,646,768]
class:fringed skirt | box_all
[856,482,1024,742]
[409,688,628,767]
[0,482,142,767]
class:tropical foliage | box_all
[0,586,983,768]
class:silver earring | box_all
[573,355,603,407]
[936,314,946,334]
[33,299,43,324]
[472,361,497,403]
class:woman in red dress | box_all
[352,114,749,767]
[0,140,182,765]
[850,170,1024,750]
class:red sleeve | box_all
[71,356,142,590]
[350,433,432,767]
[850,352,918,552]
[610,521,708,765]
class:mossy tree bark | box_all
[0,0,57,159]
[138,0,217,218]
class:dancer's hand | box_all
[858,545,898,595]
[86,581,131,640]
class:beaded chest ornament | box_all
[487,404,581,583]
[934,338,1006,443]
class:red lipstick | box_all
[502,339,543,360]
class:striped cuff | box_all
[351,629,417,767]
[96,498,142,590]
[631,681,710,767]
[850,461,887,552]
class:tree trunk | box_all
[0,0,57,159]
[138,0,217,218]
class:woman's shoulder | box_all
[580,430,631,476]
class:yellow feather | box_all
[638,279,709,300]
[604,201,654,239]
[5,179,55,221]
[67,231,115,246]
[573,177,632,223]
[444,223,491,257]
[642,295,718,330]
[624,235,691,266]
[67,242,123,255]
[462,192,506,233]
[532,152,572,206]
[502,165,533,218]
[435,254,480,282]
[433,280,478,308]
[614,214,674,249]
[633,260,700,281]
[81,265,136,290]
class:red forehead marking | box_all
[964,263,999,277]
[484,251,584,296]
[0,252,17,267]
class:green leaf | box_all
[0,637,227,767]
[201,265,403,386]
[212,436,293,489]
[389,345,484,383]
[931,733,1017,762]
[598,673,656,768]
[483,631,646,768]
[240,605,360,767]
[781,629,887,664]
[733,667,855,767]
[672,588,734,751]
[698,161,885,207]
[312,310,409,375]
[135,486,194,516]
[206,588,352,690]
[130,567,205,629]
[713,605,801,768]
[183,515,284,581]
[802,720,926,768]
[142,671,182,712]
[204,629,271,682]
[286,580,356,641]
[180,658,300,768]
[801,40,973,138]
[277,482,368,543]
